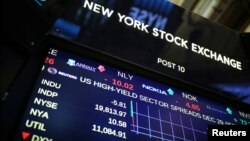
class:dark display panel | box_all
[15,47,250,141]
[50,0,250,104]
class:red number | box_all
[112,79,134,91]
[186,102,201,111]
[45,57,55,65]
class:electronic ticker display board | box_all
[14,45,250,141]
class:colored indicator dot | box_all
[167,88,174,95]
[234,118,237,122]
[98,65,106,72]
[226,107,233,115]
[22,131,30,140]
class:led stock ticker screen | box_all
[16,48,250,141]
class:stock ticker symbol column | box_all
[21,49,60,141]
